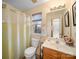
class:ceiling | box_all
[3,0,49,11]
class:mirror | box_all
[46,8,66,38]
[52,18,61,38]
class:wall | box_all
[2,2,31,59]
[25,0,65,40]
[64,0,76,43]
[25,0,76,43]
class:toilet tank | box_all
[32,38,40,48]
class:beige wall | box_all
[25,0,76,42]
[25,0,65,39]
[64,0,76,43]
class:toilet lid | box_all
[24,47,36,55]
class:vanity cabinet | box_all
[43,47,76,59]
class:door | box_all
[61,53,76,59]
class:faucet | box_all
[56,38,59,44]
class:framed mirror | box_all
[72,2,76,26]
[64,11,69,27]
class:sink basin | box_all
[42,38,76,56]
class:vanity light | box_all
[32,0,37,3]
[50,4,65,11]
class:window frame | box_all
[32,12,42,34]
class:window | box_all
[32,13,42,34]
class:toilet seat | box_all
[24,47,36,57]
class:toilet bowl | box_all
[24,38,39,59]
[24,47,36,59]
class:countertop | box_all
[41,38,76,56]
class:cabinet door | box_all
[43,47,58,56]
[43,53,58,59]
[61,53,76,59]
[43,47,59,59]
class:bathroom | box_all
[2,0,76,59]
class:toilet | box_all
[24,38,39,59]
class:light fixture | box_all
[32,0,37,3]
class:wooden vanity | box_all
[42,38,76,59]
[43,47,76,59]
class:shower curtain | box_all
[2,4,31,59]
